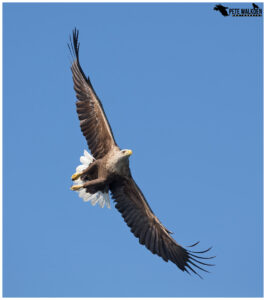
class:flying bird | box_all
[213,4,229,16]
[68,28,214,278]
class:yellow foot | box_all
[70,184,83,191]
[71,172,82,181]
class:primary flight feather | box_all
[69,28,214,278]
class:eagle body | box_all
[75,147,131,194]
[69,28,214,278]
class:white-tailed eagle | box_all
[68,28,214,278]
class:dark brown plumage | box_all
[69,29,117,159]
[69,28,214,278]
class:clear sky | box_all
[3,2,263,297]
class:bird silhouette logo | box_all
[214,3,262,17]
[213,4,229,16]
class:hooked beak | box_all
[126,149,133,156]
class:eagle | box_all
[68,28,214,278]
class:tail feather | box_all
[73,150,111,209]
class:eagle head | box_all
[121,149,133,157]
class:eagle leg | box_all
[70,184,83,191]
[71,177,107,192]
[82,177,108,194]
[71,172,82,181]
[71,161,98,181]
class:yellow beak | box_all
[126,149,133,156]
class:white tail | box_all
[73,150,111,209]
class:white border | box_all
[1,0,264,299]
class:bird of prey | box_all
[252,3,259,9]
[213,4,229,16]
[68,28,214,278]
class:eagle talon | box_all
[70,184,83,191]
[71,172,82,181]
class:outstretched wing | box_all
[110,176,214,277]
[69,28,118,159]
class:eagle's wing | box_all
[69,29,117,159]
[110,176,214,277]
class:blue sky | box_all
[3,2,263,297]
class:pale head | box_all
[107,148,133,175]
[116,149,133,164]
[121,149,133,157]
